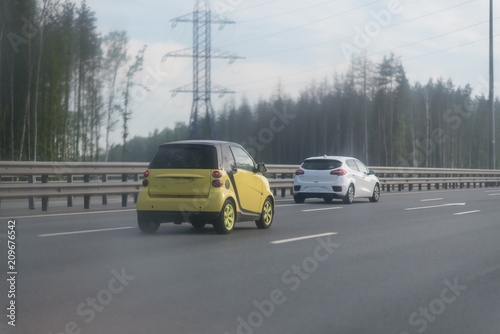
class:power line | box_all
[218,0,383,48]
[230,33,500,94]
[231,0,280,13]
[238,0,343,24]
[231,17,498,89]
[405,34,500,62]
[372,17,500,58]
[249,0,476,59]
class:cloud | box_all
[91,0,499,145]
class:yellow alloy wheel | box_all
[256,197,273,229]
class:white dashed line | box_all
[405,203,466,211]
[0,209,136,220]
[39,226,135,237]
[454,210,481,216]
[271,232,338,245]
[420,198,444,202]
[302,207,343,212]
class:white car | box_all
[293,156,380,204]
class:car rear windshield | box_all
[302,159,342,170]
[149,144,218,169]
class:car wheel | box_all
[256,197,274,229]
[324,195,334,203]
[294,195,305,203]
[343,184,355,204]
[369,183,380,202]
[137,213,160,233]
[213,200,236,234]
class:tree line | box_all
[0,0,146,162]
[112,53,498,169]
[2,1,498,168]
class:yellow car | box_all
[136,140,274,234]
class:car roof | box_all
[302,156,356,161]
[158,140,241,147]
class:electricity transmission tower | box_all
[163,0,243,139]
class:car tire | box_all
[255,197,274,229]
[369,183,380,202]
[343,184,355,204]
[294,195,305,203]
[213,200,236,234]
[137,213,160,233]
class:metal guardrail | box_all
[1,162,500,211]
[265,165,500,196]
[0,161,147,211]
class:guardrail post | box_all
[28,175,35,209]
[67,174,73,207]
[272,173,277,196]
[84,174,91,209]
[102,174,107,205]
[122,174,128,207]
[41,175,49,211]
[281,173,286,198]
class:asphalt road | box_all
[1,188,500,334]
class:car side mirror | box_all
[256,162,267,173]
[367,171,375,176]
[231,164,238,173]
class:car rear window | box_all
[149,144,217,169]
[302,159,342,170]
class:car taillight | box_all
[144,170,149,178]
[212,170,223,178]
[142,179,149,187]
[330,169,347,176]
[295,169,305,175]
[212,180,223,188]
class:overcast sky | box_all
[84,0,498,144]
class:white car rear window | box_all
[302,159,342,170]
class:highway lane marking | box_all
[0,209,136,220]
[275,204,298,207]
[488,193,500,196]
[271,232,338,245]
[302,207,343,212]
[484,190,500,193]
[39,226,135,237]
[454,210,481,216]
[405,203,466,211]
[466,263,500,282]
[420,198,444,202]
